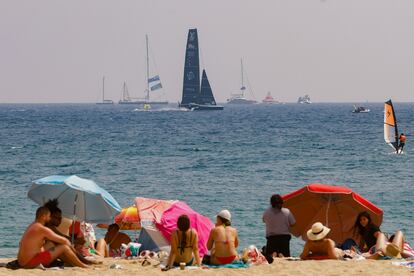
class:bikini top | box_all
[176,230,194,255]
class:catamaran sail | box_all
[199,70,216,105]
[384,100,399,151]
[180,29,200,108]
[179,29,223,111]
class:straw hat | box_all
[217,209,231,222]
[307,222,331,241]
[384,243,402,258]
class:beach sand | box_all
[0,257,412,276]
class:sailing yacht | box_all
[96,76,114,105]
[227,59,257,104]
[119,35,168,105]
[179,28,223,111]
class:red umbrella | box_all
[282,183,383,244]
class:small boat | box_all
[384,100,401,153]
[143,103,151,110]
[262,92,279,104]
[178,29,223,111]
[96,76,114,105]
[119,35,168,105]
[227,59,257,104]
[297,94,311,104]
[352,105,370,113]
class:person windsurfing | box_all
[398,133,406,153]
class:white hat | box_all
[217,209,231,222]
[307,222,331,241]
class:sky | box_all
[1,0,414,103]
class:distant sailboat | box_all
[96,76,114,105]
[384,100,400,153]
[227,59,257,104]
[119,35,168,105]
[179,28,223,111]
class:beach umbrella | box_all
[134,197,177,227]
[282,183,383,244]
[156,201,214,257]
[97,198,177,230]
[28,175,122,224]
[114,206,140,230]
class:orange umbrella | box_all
[282,184,383,244]
[114,206,140,230]
[97,206,140,230]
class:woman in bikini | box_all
[163,215,201,270]
[207,209,239,265]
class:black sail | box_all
[180,29,200,107]
[200,70,216,105]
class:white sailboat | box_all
[119,35,168,105]
[96,76,114,105]
[227,59,257,104]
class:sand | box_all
[0,257,412,276]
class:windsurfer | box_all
[398,133,406,153]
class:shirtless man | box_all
[300,222,342,260]
[207,210,239,265]
[17,206,88,268]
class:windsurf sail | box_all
[384,100,399,151]
[180,28,200,108]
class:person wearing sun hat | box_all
[206,209,239,265]
[300,222,343,260]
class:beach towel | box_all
[204,260,250,269]
[392,261,414,269]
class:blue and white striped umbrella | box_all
[28,175,122,224]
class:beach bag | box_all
[121,242,142,258]
[241,245,268,265]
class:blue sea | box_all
[0,103,413,257]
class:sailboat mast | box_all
[240,58,244,96]
[102,76,105,101]
[146,34,150,102]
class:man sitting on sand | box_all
[17,206,88,268]
[300,222,343,260]
[206,210,239,265]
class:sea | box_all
[0,103,413,257]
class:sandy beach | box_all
[1,257,412,276]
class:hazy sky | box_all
[1,0,414,103]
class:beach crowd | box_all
[11,194,414,270]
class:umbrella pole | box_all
[71,194,78,244]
